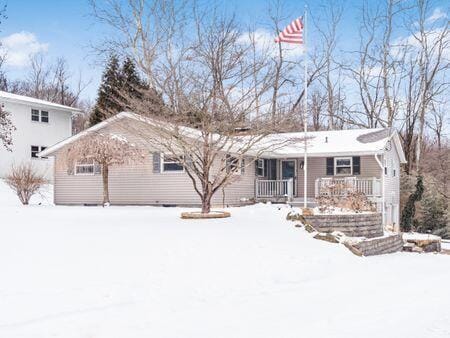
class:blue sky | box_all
[1,0,448,102]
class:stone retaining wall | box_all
[353,234,403,256]
[303,213,383,238]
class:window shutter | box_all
[326,157,334,175]
[255,159,259,176]
[94,164,102,175]
[225,154,231,174]
[352,156,361,175]
[67,164,74,175]
[153,152,161,173]
[241,158,245,174]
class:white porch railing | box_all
[255,178,294,201]
[315,177,381,197]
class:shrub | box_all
[316,182,375,213]
[400,175,424,232]
[5,163,47,205]
[416,179,449,238]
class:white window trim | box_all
[161,154,185,173]
[334,157,352,176]
[75,159,96,176]
[31,109,50,124]
[256,159,265,177]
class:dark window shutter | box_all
[255,159,259,176]
[352,156,361,175]
[94,164,102,175]
[67,164,74,175]
[326,157,334,175]
[153,152,161,173]
[241,158,245,174]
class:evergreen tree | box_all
[121,57,164,117]
[89,55,123,126]
[400,175,424,232]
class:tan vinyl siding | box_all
[53,121,256,206]
[295,155,381,198]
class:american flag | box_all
[274,17,304,44]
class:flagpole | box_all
[303,5,308,209]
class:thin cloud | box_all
[426,8,448,24]
[238,28,304,59]
[0,31,49,68]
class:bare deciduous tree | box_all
[90,0,299,213]
[61,132,146,205]
[5,163,47,205]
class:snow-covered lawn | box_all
[1,181,449,338]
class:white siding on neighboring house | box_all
[0,93,75,181]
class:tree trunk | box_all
[102,165,110,206]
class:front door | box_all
[281,160,296,195]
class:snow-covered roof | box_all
[39,111,406,163]
[0,91,81,112]
[257,128,406,162]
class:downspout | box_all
[374,153,385,227]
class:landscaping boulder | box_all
[403,233,441,253]
[314,232,340,243]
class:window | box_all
[31,145,40,158]
[162,155,184,172]
[31,109,50,123]
[226,155,239,174]
[256,159,265,177]
[31,145,47,159]
[31,109,40,122]
[75,159,95,175]
[334,157,352,175]
[41,111,49,123]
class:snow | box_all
[255,128,390,157]
[403,232,442,241]
[0,90,81,112]
[1,179,450,338]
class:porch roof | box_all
[254,128,406,162]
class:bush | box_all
[416,180,449,239]
[400,175,424,232]
[5,163,47,205]
[316,182,375,213]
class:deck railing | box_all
[315,177,381,197]
[255,178,294,200]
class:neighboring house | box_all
[39,112,406,227]
[0,91,79,180]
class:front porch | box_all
[254,157,382,204]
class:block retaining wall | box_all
[303,213,383,238]
[353,234,403,256]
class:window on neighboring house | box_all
[31,109,50,123]
[41,111,49,123]
[75,159,96,175]
[31,145,47,159]
[31,145,40,158]
[384,159,388,175]
[31,109,40,122]
[256,159,265,177]
[162,155,184,172]
[334,157,352,175]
